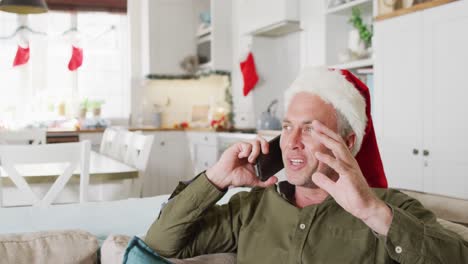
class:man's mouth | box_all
[288,158,306,170]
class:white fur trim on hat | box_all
[284,66,367,155]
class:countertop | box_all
[47,127,259,135]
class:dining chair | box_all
[113,130,137,162]
[100,127,125,158]
[0,128,47,145]
[0,141,91,207]
[123,132,154,197]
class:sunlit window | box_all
[0,11,129,129]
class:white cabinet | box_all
[374,11,424,192]
[145,131,192,196]
[148,0,196,75]
[193,0,232,71]
[374,0,468,199]
[186,132,218,175]
[239,0,300,36]
[421,1,468,199]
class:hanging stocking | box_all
[13,45,30,67]
[240,52,259,97]
[68,45,83,71]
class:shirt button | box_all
[395,246,403,254]
[299,223,306,230]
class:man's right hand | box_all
[205,136,279,190]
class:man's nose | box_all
[287,129,304,149]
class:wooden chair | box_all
[122,132,154,197]
[124,132,154,172]
[0,141,91,207]
[0,128,47,145]
[100,127,125,158]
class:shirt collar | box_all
[276,181,334,205]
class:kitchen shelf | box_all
[329,58,373,69]
[375,0,457,21]
[326,0,372,15]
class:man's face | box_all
[280,92,339,188]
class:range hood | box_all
[240,0,301,38]
[250,20,302,38]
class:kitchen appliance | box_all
[256,99,281,131]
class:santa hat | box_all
[284,66,387,188]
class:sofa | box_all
[0,188,466,264]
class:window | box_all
[0,11,129,128]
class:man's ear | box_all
[345,133,356,152]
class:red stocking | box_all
[68,46,83,71]
[13,45,30,67]
[240,52,259,96]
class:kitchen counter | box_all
[47,127,256,134]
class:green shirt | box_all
[145,173,468,263]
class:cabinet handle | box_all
[423,150,429,156]
[160,141,165,146]
[204,136,208,141]
[412,149,419,155]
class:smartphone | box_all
[254,135,284,182]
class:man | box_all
[145,67,468,263]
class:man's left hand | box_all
[310,120,393,236]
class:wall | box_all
[250,33,301,124]
[230,0,326,129]
[140,75,230,127]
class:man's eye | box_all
[282,124,291,131]
[304,126,314,133]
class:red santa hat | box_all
[284,66,387,188]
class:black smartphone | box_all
[254,135,284,182]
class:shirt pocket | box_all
[303,225,377,264]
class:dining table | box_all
[0,151,139,206]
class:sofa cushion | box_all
[123,236,172,264]
[101,234,134,264]
[437,218,468,241]
[401,190,468,225]
[0,229,98,264]
[102,234,236,264]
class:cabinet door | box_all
[146,131,191,196]
[148,0,195,74]
[423,0,468,199]
[374,13,424,191]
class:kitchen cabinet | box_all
[148,0,196,75]
[193,0,233,71]
[238,0,300,37]
[144,131,193,196]
[186,132,218,175]
[374,0,468,199]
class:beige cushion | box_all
[101,234,236,264]
[101,234,130,264]
[401,190,468,224]
[437,218,468,241]
[0,229,98,264]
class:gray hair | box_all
[336,109,357,155]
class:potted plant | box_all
[348,7,373,58]
[79,98,90,119]
[89,100,105,117]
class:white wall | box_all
[299,0,326,67]
[251,33,301,123]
